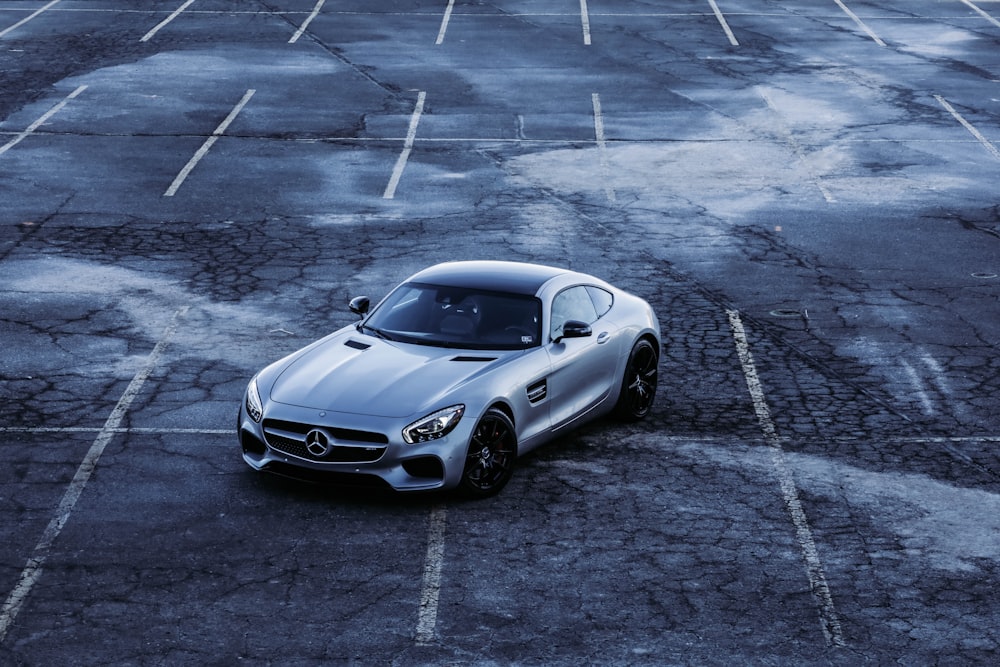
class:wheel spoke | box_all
[614,340,658,421]
[630,349,655,407]
[460,410,517,496]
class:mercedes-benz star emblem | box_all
[305,429,331,457]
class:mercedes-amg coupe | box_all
[238,261,660,497]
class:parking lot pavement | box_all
[2,1,999,664]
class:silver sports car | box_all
[238,261,660,497]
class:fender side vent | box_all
[526,380,547,404]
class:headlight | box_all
[245,377,263,423]
[402,405,465,444]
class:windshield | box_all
[363,282,542,350]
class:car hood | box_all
[267,332,510,418]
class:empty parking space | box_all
[4,6,997,215]
[1,0,999,663]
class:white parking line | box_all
[415,504,448,645]
[591,93,616,202]
[383,91,427,199]
[140,0,197,43]
[1,426,996,448]
[580,0,592,45]
[960,0,1000,29]
[707,0,739,47]
[435,0,455,45]
[0,0,61,39]
[289,0,325,44]
[164,88,256,197]
[834,0,887,47]
[727,310,845,648]
[0,84,86,156]
[0,427,231,435]
[934,94,1000,159]
[0,307,188,643]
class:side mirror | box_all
[554,320,592,343]
[349,296,370,317]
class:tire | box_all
[614,338,658,421]
[458,407,517,498]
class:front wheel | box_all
[614,339,658,421]
[458,408,517,498]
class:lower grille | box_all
[263,462,392,489]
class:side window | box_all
[550,286,599,340]
[586,286,613,318]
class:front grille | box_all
[263,419,388,444]
[262,420,388,464]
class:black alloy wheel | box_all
[459,407,517,498]
[614,338,658,421]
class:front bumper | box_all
[238,402,471,492]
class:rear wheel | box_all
[458,408,517,498]
[614,338,658,421]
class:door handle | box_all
[597,332,610,344]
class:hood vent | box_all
[451,355,496,362]
[344,339,371,351]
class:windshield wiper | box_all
[358,324,394,341]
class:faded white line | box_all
[415,504,447,645]
[960,0,1000,29]
[0,85,86,156]
[151,135,1000,147]
[707,0,739,46]
[289,0,325,44]
[727,310,845,648]
[935,94,1000,159]
[592,93,616,202]
[383,91,426,199]
[758,88,836,203]
[580,0,592,45]
[164,88,256,197]
[899,350,967,416]
[0,427,231,435]
[0,0,61,38]
[435,0,455,45]
[0,307,188,643]
[900,359,936,416]
[1,426,997,447]
[540,459,610,474]
[918,352,972,424]
[834,0,887,47]
[140,0,196,43]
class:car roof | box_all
[406,261,572,296]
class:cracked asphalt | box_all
[1,1,998,664]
